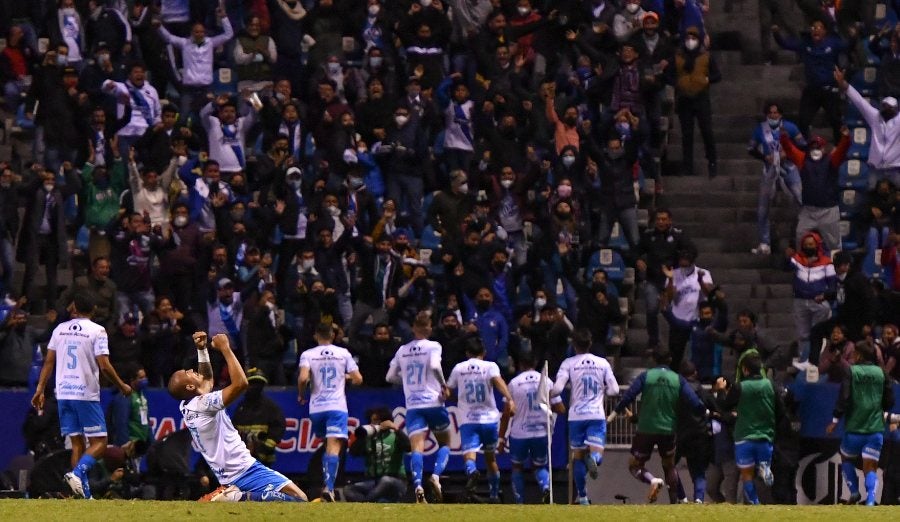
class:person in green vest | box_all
[826,341,895,506]
[610,350,706,503]
[108,364,151,447]
[720,354,782,505]
[343,405,410,502]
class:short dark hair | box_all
[855,340,876,363]
[572,328,592,351]
[315,322,335,340]
[741,354,763,375]
[72,294,95,315]
[465,337,486,357]
[738,309,757,324]
[366,405,392,424]
[653,350,672,366]
[679,360,697,378]
[763,101,782,114]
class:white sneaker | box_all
[428,474,443,503]
[576,496,591,505]
[751,243,771,255]
[695,499,704,504]
[201,485,242,502]
[758,461,774,487]
[648,478,664,503]
[64,472,85,498]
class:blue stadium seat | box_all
[838,159,869,190]
[586,249,626,290]
[839,189,865,218]
[839,220,859,250]
[608,221,630,251]
[848,126,870,160]
[861,227,888,279]
[212,67,237,94]
[843,98,868,127]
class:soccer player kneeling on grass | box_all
[720,354,781,505]
[826,341,895,506]
[298,322,363,502]
[499,354,565,504]
[552,329,619,505]
[448,337,515,502]
[168,332,308,502]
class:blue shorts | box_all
[58,399,106,438]
[405,407,450,436]
[459,422,499,453]
[232,461,292,492]
[509,436,549,466]
[841,432,884,461]
[735,440,773,469]
[569,419,606,450]
[310,410,349,439]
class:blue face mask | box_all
[615,122,632,138]
[135,378,149,391]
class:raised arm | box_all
[210,333,248,406]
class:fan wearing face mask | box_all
[673,25,721,177]
[779,127,850,254]
[108,365,152,448]
[835,67,900,189]
[613,0,646,42]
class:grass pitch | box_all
[1,500,899,521]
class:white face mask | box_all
[369,56,383,68]
[395,115,409,127]
[625,3,639,12]
[500,179,514,188]
[420,0,432,7]
[517,6,530,15]
[176,155,188,166]
[685,38,699,50]
[809,149,824,161]
[368,4,380,15]
[265,301,276,311]
[457,183,468,194]
[327,62,341,74]
[43,183,55,192]
[173,215,188,227]
[562,155,576,167]
[301,259,315,271]
[327,205,341,217]
[534,297,547,309]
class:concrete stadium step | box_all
[666,206,797,225]
[677,221,794,240]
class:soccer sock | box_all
[865,471,877,504]
[411,452,424,487]
[488,471,500,498]
[465,459,477,476]
[742,479,759,505]
[693,475,707,502]
[433,445,450,476]
[631,467,656,484]
[244,490,305,502]
[74,454,97,475]
[323,454,339,492]
[535,467,550,492]
[841,461,860,495]
[573,459,587,497]
[511,470,525,504]
[591,451,602,466]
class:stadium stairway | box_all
[619,1,807,377]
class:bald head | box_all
[167,369,202,400]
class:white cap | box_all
[882,96,898,108]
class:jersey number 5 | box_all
[66,345,78,370]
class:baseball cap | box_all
[217,277,234,289]
[642,11,660,23]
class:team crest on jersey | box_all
[322,349,333,357]
[69,323,82,332]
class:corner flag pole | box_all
[539,360,553,505]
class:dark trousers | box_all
[677,92,716,173]
[668,322,693,370]
[798,85,843,144]
[21,234,59,311]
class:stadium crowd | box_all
[0,0,898,507]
